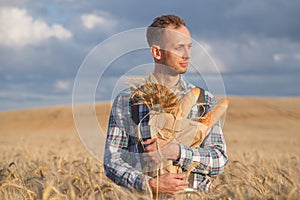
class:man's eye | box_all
[175,46,184,50]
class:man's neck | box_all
[153,66,180,88]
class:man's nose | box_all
[183,47,191,59]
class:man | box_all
[104,14,228,195]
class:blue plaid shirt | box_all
[104,76,228,192]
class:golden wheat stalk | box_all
[129,75,182,144]
[130,76,181,116]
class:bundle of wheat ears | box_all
[130,76,230,185]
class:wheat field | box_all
[0,97,299,199]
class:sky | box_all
[1,0,300,111]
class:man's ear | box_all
[150,45,162,60]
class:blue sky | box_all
[1,0,300,111]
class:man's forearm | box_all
[173,124,228,175]
[175,143,228,175]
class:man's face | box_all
[160,26,192,74]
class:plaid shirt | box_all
[104,76,228,192]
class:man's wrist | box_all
[148,177,156,191]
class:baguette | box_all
[200,98,230,128]
[180,88,200,118]
[190,98,230,148]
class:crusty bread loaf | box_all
[179,88,200,118]
[200,98,230,128]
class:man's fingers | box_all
[143,138,169,149]
[143,139,158,152]
[149,173,190,195]
[142,138,156,145]
[170,173,186,180]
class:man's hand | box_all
[143,138,180,162]
[148,173,188,195]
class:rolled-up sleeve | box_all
[104,91,151,192]
[175,121,228,176]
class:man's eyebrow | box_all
[175,42,192,47]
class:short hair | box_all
[146,14,186,46]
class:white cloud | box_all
[81,12,117,31]
[294,54,300,61]
[199,36,300,76]
[190,39,226,74]
[273,53,283,63]
[54,80,71,91]
[273,53,300,63]
[0,7,72,47]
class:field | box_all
[0,97,300,199]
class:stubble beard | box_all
[164,65,186,76]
